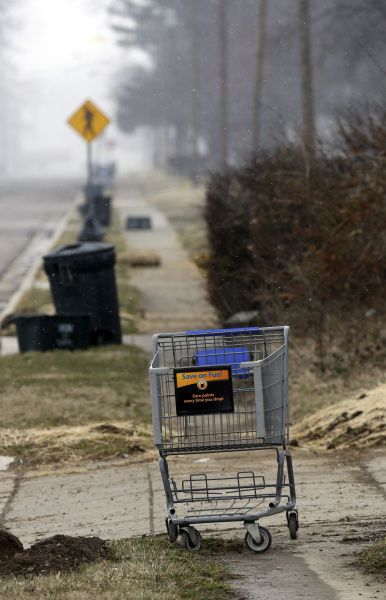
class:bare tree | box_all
[190,0,200,179]
[298,0,315,162]
[111,1,386,172]
[251,0,268,152]
[218,0,229,168]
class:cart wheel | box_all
[287,512,299,540]
[180,527,202,552]
[165,518,178,543]
[244,526,272,553]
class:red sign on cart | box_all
[174,365,234,416]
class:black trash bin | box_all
[78,213,104,242]
[94,193,111,227]
[14,314,90,353]
[85,182,104,199]
[43,243,122,346]
[84,183,111,227]
[79,183,102,218]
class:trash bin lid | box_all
[11,313,48,324]
[43,242,115,271]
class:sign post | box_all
[67,99,111,184]
[87,143,92,185]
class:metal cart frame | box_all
[150,326,298,553]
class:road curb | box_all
[0,194,80,323]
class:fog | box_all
[2,0,151,178]
[2,0,386,178]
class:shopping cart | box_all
[149,326,298,553]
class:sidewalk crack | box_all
[147,468,155,536]
[0,470,23,528]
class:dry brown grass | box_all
[286,334,385,422]
[292,383,386,450]
[0,345,149,427]
[0,345,150,466]
[0,421,154,466]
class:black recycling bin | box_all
[14,314,90,353]
[43,243,122,346]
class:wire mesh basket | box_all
[150,327,289,453]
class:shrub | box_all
[205,112,386,370]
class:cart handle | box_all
[185,327,261,336]
[239,360,263,368]
[149,366,170,375]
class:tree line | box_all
[111,0,386,173]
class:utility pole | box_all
[191,0,200,180]
[252,0,267,153]
[298,0,315,163]
[218,0,229,169]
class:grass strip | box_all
[0,537,236,600]
[0,345,151,466]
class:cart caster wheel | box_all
[287,512,299,540]
[165,518,178,543]
[244,526,272,553]
[180,527,202,552]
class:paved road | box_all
[0,178,78,312]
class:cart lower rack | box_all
[150,326,298,553]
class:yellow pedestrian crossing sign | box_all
[67,99,110,143]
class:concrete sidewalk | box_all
[115,183,217,333]
[1,449,385,599]
[3,449,385,544]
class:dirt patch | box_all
[0,532,107,578]
[90,423,130,435]
[293,383,386,450]
[119,249,161,267]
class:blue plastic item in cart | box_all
[186,327,258,377]
[195,347,250,376]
